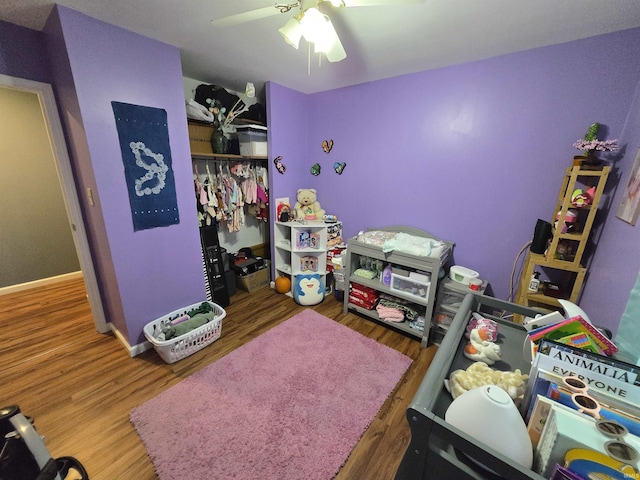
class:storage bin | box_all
[236,124,267,157]
[143,301,225,364]
[390,272,430,300]
[236,267,270,293]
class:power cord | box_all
[489,240,532,321]
[508,240,532,303]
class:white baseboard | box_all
[110,324,153,357]
[0,271,83,296]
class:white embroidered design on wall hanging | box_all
[129,141,169,196]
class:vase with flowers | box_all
[572,122,618,166]
[205,82,256,154]
[206,98,227,154]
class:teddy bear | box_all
[447,361,529,403]
[294,188,325,221]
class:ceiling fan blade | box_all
[211,5,282,27]
[342,0,425,6]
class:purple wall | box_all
[588,79,640,339]
[44,7,205,345]
[0,21,51,83]
[3,8,639,343]
[268,28,640,335]
[266,82,309,219]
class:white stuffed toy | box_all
[294,188,325,221]
[448,361,529,402]
[463,328,502,365]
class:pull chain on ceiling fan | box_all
[212,0,424,65]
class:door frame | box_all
[0,74,109,333]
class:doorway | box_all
[0,74,108,333]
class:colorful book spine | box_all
[528,315,618,355]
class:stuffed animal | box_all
[294,188,325,221]
[293,273,324,306]
[463,328,502,364]
[465,312,498,341]
[448,361,529,402]
[571,186,596,207]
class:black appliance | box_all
[200,225,230,307]
[0,405,89,480]
[530,219,552,254]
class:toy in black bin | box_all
[0,405,89,480]
[230,247,266,276]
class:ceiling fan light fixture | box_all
[312,18,346,62]
[324,37,347,62]
[278,17,303,49]
[299,7,328,43]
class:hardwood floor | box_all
[0,277,437,479]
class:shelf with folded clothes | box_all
[346,298,426,339]
[347,273,430,308]
[342,226,453,348]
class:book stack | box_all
[521,338,640,478]
[526,314,618,357]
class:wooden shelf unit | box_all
[188,120,267,160]
[516,165,610,317]
[546,165,610,267]
[192,152,267,161]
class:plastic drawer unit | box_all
[395,294,546,480]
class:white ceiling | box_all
[2,0,640,97]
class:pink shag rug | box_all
[130,309,412,480]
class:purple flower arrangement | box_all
[573,138,619,152]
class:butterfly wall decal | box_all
[322,139,334,153]
[334,162,346,175]
[273,156,286,174]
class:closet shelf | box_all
[192,153,268,161]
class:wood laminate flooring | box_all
[0,277,437,479]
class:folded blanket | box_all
[377,297,420,320]
[376,304,405,322]
[353,268,377,279]
[355,230,446,258]
[382,232,445,258]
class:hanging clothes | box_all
[192,158,269,230]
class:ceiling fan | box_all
[211,0,425,63]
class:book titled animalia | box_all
[537,338,638,386]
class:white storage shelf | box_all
[342,226,453,348]
[274,221,340,297]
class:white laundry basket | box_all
[143,301,226,364]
